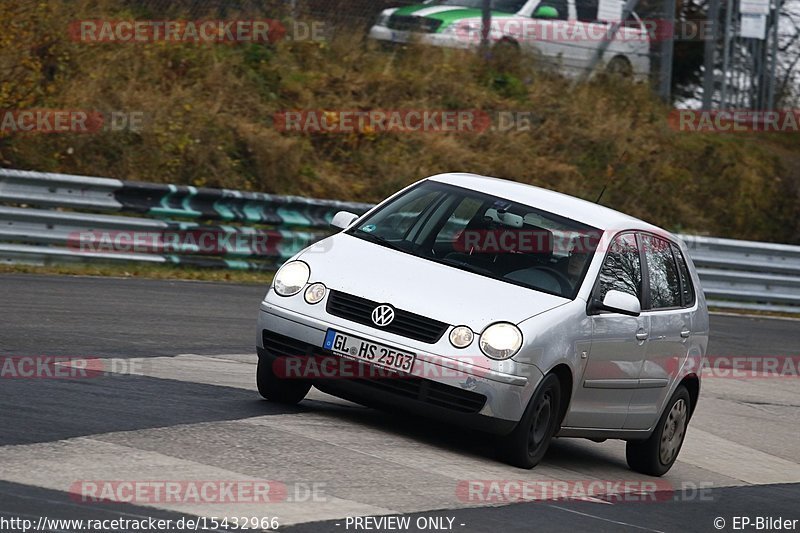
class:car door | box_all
[563,0,607,76]
[520,0,585,75]
[565,232,649,429]
[568,0,650,78]
[625,234,693,430]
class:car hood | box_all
[298,233,569,330]
[390,4,516,31]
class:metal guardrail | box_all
[1,169,798,313]
[680,235,800,313]
[0,168,372,227]
[0,169,372,270]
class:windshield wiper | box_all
[351,228,407,253]
[434,256,494,276]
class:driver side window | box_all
[360,188,441,241]
[597,233,642,302]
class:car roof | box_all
[426,172,671,237]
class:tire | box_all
[605,56,633,78]
[493,38,520,57]
[626,385,691,476]
[257,356,311,404]
[499,373,562,469]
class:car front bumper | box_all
[257,297,541,434]
[368,25,474,50]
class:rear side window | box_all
[641,235,682,309]
[598,233,642,303]
[575,0,598,21]
[672,244,696,307]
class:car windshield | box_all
[347,181,601,299]
[430,0,528,14]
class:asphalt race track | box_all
[1,274,799,533]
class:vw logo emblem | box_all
[371,304,395,327]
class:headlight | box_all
[449,326,474,348]
[304,282,327,304]
[273,261,310,296]
[479,323,523,360]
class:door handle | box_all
[635,332,649,341]
[680,329,691,338]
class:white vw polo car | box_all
[256,173,707,475]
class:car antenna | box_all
[595,183,608,205]
[595,150,627,205]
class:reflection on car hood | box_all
[299,233,569,330]
[389,5,517,31]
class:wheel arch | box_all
[608,54,632,66]
[496,36,520,47]
[605,54,634,77]
[548,363,574,426]
[678,373,700,420]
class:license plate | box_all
[324,329,416,374]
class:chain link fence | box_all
[700,0,784,110]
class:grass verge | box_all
[0,263,273,284]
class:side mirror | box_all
[330,211,358,230]
[590,290,641,317]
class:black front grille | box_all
[356,373,487,413]
[387,14,443,33]
[261,330,486,414]
[326,290,448,344]
[262,330,321,358]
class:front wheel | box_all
[499,373,562,469]
[257,356,311,404]
[626,385,691,476]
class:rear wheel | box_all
[626,385,690,476]
[605,56,633,78]
[257,356,311,404]
[500,373,562,469]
